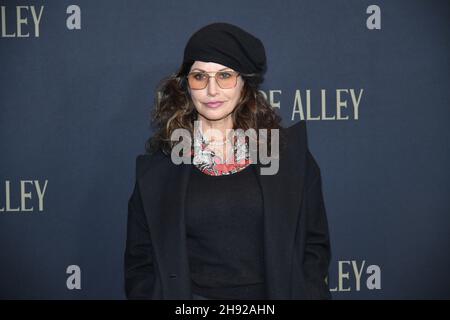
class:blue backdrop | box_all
[1,0,449,299]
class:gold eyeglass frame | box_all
[186,70,258,90]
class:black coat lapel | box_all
[139,157,193,299]
[252,134,306,298]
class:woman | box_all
[124,22,331,300]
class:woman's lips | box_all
[205,101,224,108]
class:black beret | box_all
[182,22,267,84]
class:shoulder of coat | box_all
[282,120,308,152]
[135,149,169,178]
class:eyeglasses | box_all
[186,70,256,90]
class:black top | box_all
[185,164,266,299]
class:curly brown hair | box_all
[145,62,285,156]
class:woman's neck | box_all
[197,116,234,143]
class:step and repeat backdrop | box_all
[0,0,449,299]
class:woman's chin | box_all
[197,109,233,122]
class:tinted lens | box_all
[187,72,208,89]
[216,72,237,89]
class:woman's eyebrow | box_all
[191,67,233,72]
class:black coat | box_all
[124,120,331,299]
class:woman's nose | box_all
[207,76,218,96]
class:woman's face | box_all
[188,61,244,123]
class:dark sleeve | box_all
[124,157,156,299]
[303,147,332,299]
